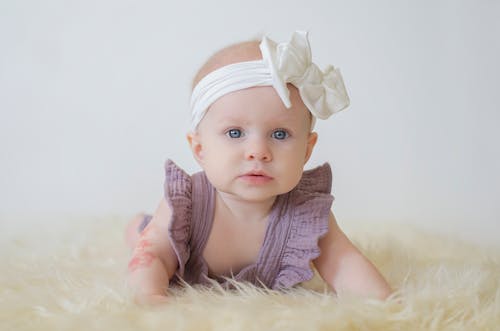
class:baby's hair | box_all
[191,37,264,90]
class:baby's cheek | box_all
[287,165,306,191]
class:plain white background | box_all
[1,0,499,245]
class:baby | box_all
[126,31,392,304]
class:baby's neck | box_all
[215,190,276,224]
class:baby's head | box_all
[192,40,263,89]
[187,31,349,202]
[191,39,315,129]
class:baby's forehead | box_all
[205,85,311,128]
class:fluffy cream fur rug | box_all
[1,216,499,331]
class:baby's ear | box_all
[186,132,204,164]
[304,132,318,164]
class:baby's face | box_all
[188,85,317,203]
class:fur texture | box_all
[1,217,499,330]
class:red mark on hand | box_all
[136,239,152,251]
[128,251,156,272]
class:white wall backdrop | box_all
[1,0,499,245]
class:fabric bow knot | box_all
[261,31,350,120]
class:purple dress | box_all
[139,159,334,290]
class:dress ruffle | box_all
[273,163,333,288]
[164,159,192,280]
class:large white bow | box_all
[260,31,349,120]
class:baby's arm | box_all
[313,212,392,300]
[127,198,179,304]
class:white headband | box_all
[190,31,350,131]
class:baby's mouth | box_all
[239,171,274,184]
[243,170,271,177]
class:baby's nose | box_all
[245,139,272,162]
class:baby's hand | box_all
[127,198,180,307]
[314,212,392,300]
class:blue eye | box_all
[272,129,289,140]
[226,129,242,138]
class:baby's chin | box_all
[215,187,279,204]
[216,183,298,204]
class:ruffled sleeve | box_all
[273,163,333,289]
[164,159,192,280]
